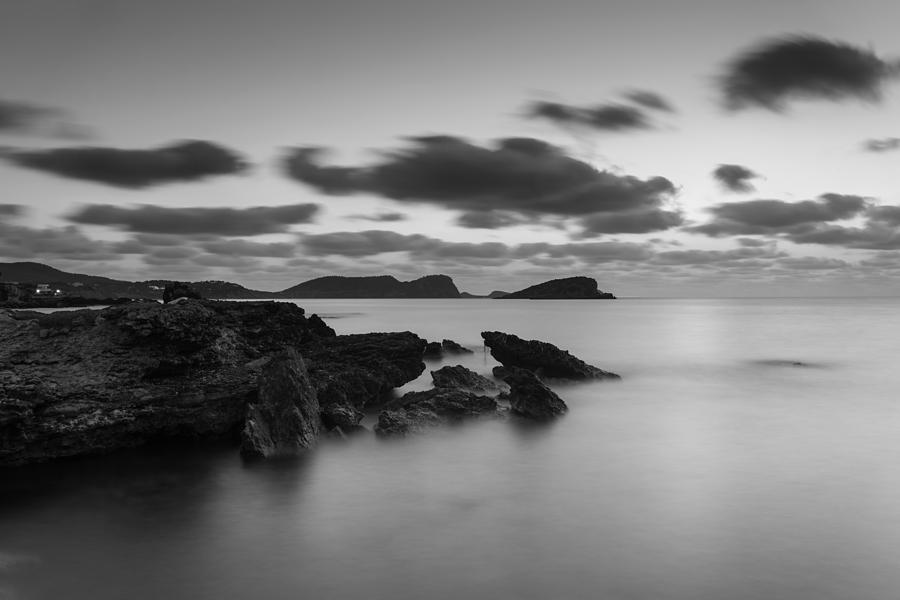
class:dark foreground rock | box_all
[0,300,424,466]
[481,331,620,380]
[502,368,567,420]
[303,332,427,425]
[431,365,505,394]
[375,388,499,437]
[240,348,320,458]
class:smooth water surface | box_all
[3,298,900,599]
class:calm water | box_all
[3,298,900,600]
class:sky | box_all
[2,0,900,296]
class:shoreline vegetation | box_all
[0,261,616,308]
[0,283,620,467]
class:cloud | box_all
[0,223,121,261]
[576,209,683,236]
[68,203,320,235]
[527,101,652,132]
[775,257,850,270]
[622,90,676,112]
[713,164,760,193]
[0,99,69,135]
[199,239,297,257]
[456,210,533,229]
[283,136,679,233]
[719,35,900,111]
[0,204,24,218]
[650,246,784,266]
[863,137,900,153]
[345,211,408,222]
[690,194,870,236]
[4,140,248,188]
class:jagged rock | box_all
[241,348,319,458]
[375,388,498,437]
[481,331,620,380]
[441,339,473,354]
[304,332,427,415]
[0,300,405,466]
[321,404,364,429]
[162,281,202,304]
[502,367,567,420]
[431,365,505,394]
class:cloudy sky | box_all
[2,0,900,296]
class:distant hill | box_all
[497,277,616,299]
[0,262,272,300]
[279,275,460,298]
[1,262,468,301]
[487,290,510,299]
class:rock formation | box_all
[240,347,320,458]
[0,300,425,466]
[374,388,499,437]
[431,365,505,394]
[501,368,568,420]
[497,276,615,299]
[481,331,620,380]
[279,274,461,298]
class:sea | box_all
[3,297,900,600]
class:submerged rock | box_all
[241,348,320,458]
[481,331,620,380]
[375,388,499,437]
[502,367,567,420]
[431,365,505,394]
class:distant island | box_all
[0,262,616,306]
[496,276,616,299]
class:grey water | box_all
[3,298,900,600]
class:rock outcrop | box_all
[481,331,620,380]
[501,367,568,420]
[431,365,505,394]
[162,282,202,303]
[303,331,427,427]
[241,348,320,458]
[0,300,424,466]
[497,276,615,299]
[375,388,499,437]
[441,339,473,354]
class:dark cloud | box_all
[720,35,900,111]
[622,90,676,112]
[0,204,24,217]
[651,246,784,266]
[527,101,652,132]
[4,140,248,188]
[576,209,683,236]
[284,136,679,233]
[199,239,297,257]
[863,137,900,153]
[0,223,120,261]
[456,210,532,229]
[345,211,408,222]
[68,203,319,235]
[0,99,61,133]
[713,164,759,193]
[775,257,850,270]
[690,194,870,236]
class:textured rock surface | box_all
[375,388,499,437]
[0,300,425,466]
[481,331,620,380]
[304,331,427,417]
[497,276,615,299]
[240,348,320,458]
[502,368,568,420]
[431,365,505,394]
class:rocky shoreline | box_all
[0,299,619,467]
